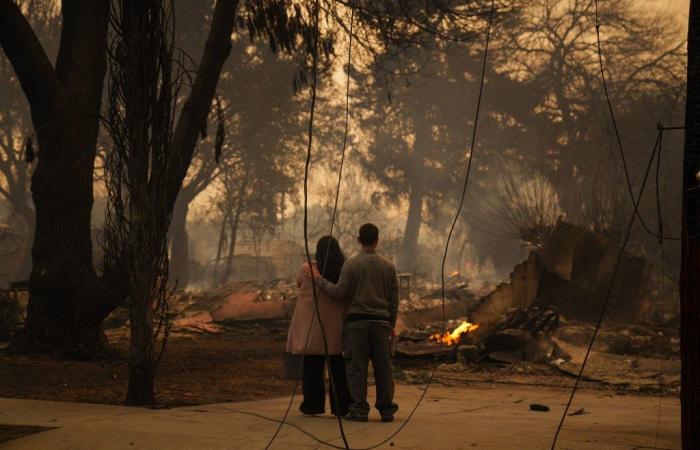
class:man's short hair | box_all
[358,223,379,246]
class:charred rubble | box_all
[394,221,679,392]
[0,222,679,393]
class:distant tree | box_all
[494,0,686,223]
[453,0,686,263]
[170,148,219,286]
[211,41,306,284]
[168,1,221,286]
[357,33,511,272]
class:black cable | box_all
[549,129,662,449]
[328,1,355,239]
[169,2,356,447]
[262,2,495,449]
[173,2,495,448]
[656,127,664,246]
[653,126,665,448]
[590,7,676,442]
[593,0,685,242]
[264,0,351,448]
[260,2,496,448]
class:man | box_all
[307,223,399,422]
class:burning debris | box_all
[88,221,677,395]
[393,221,679,393]
[428,321,480,346]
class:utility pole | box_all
[681,1,700,448]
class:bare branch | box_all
[0,0,60,122]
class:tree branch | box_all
[0,0,59,122]
[167,0,238,210]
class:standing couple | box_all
[286,223,399,422]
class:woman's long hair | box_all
[315,236,345,283]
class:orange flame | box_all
[429,321,480,346]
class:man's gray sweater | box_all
[317,249,399,327]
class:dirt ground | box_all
[0,322,431,409]
[0,321,296,408]
[0,320,679,409]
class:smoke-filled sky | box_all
[0,0,693,286]
[667,0,690,16]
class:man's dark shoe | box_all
[380,414,394,423]
[345,411,368,422]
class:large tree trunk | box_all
[118,0,238,405]
[681,2,700,448]
[169,196,191,287]
[1,0,111,355]
[13,200,34,280]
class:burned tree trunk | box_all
[681,1,700,448]
[13,201,34,279]
[0,0,112,355]
[104,0,238,405]
[169,196,191,286]
[125,279,157,405]
[105,0,172,405]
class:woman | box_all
[286,236,350,416]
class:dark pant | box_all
[300,355,350,416]
[343,320,399,417]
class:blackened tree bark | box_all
[681,2,700,448]
[169,195,191,286]
[0,0,113,354]
[14,201,34,278]
[104,0,239,405]
[165,0,238,212]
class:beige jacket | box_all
[286,262,348,355]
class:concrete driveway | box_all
[0,383,680,449]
